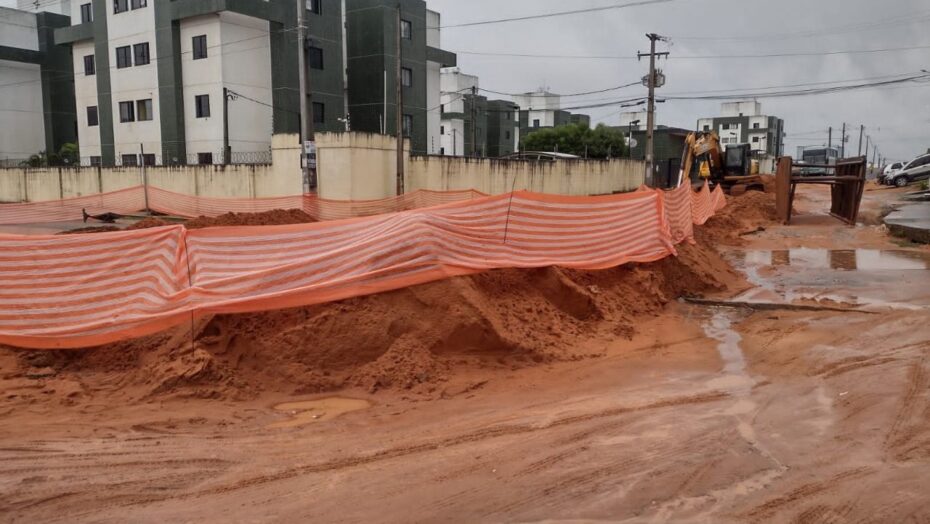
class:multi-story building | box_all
[1,5,75,165]
[53,0,345,166]
[345,0,456,155]
[514,89,590,142]
[438,68,518,157]
[697,101,785,172]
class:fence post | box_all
[21,168,28,202]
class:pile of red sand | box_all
[3,191,776,404]
[128,209,316,230]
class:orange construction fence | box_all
[0,185,726,349]
[0,186,488,225]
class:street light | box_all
[629,120,641,160]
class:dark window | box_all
[703,125,710,131]
[80,3,92,22]
[312,102,324,124]
[192,35,207,60]
[136,99,153,121]
[307,0,321,15]
[402,114,413,137]
[118,101,135,122]
[533,119,540,128]
[86,106,98,126]
[115,45,131,68]
[753,122,760,129]
[83,55,95,75]
[114,0,128,14]
[401,67,412,87]
[142,154,156,166]
[122,154,138,166]
[722,123,730,130]
[505,131,511,140]
[308,46,323,69]
[440,125,444,135]
[198,152,213,165]
[401,19,412,40]
[752,136,760,143]
[195,94,210,118]
[133,42,150,66]
[89,156,101,166]
[130,0,146,9]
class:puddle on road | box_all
[735,248,930,271]
[267,398,371,429]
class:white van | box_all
[888,154,930,187]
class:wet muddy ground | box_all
[1,186,928,522]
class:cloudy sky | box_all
[428,0,930,163]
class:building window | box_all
[402,114,413,136]
[115,45,131,68]
[198,152,213,165]
[142,153,156,166]
[87,106,98,126]
[312,102,324,124]
[192,35,207,60]
[752,136,760,143]
[722,123,730,130]
[505,131,511,140]
[130,0,146,9]
[440,125,444,135]
[80,3,92,22]
[118,101,135,122]
[89,156,101,166]
[401,19,412,40]
[133,42,150,66]
[114,0,128,14]
[121,154,138,166]
[533,119,540,128]
[136,99,153,121]
[195,94,210,118]
[307,0,321,15]
[83,55,95,75]
[753,122,760,129]
[401,67,412,87]
[308,46,323,70]
[703,125,710,131]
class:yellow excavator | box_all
[677,131,763,194]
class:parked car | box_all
[888,154,930,187]
[879,162,904,184]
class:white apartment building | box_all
[697,101,786,172]
[439,67,478,156]
[514,89,562,129]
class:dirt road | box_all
[2,186,929,523]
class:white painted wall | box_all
[513,90,561,112]
[426,9,440,48]
[440,67,477,113]
[106,4,161,163]
[180,14,223,163]
[72,39,101,164]
[440,118,464,156]
[0,9,45,162]
[721,100,761,117]
[619,111,649,131]
[426,60,440,155]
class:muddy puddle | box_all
[268,398,371,429]
[734,248,930,271]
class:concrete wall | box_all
[0,8,45,161]
[315,132,645,199]
[0,134,302,203]
[407,156,645,196]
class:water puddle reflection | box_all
[267,397,371,429]
[735,248,930,271]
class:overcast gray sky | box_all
[429,0,930,163]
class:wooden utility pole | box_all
[638,33,668,187]
[223,87,230,165]
[858,125,864,156]
[471,85,478,157]
[395,4,404,195]
[828,126,832,149]
[840,122,846,158]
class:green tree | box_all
[520,123,628,158]
[58,143,79,165]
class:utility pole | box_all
[840,122,846,158]
[140,143,149,214]
[395,4,404,195]
[828,126,832,149]
[471,85,478,158]
[223,87,231,165]
[865,135,871,161]
[858,125,864,156]
[638,33,668,187]
[296,0,315,192]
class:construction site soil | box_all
[4,191,771,404]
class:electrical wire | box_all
[435,0,676,29]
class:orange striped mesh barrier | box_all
[0,186,488,224]
[0,187,727,350]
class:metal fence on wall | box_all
[2,150,273,169]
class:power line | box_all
[478,81,641,98]
[662,73,930,101]
[435,0,676,29]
